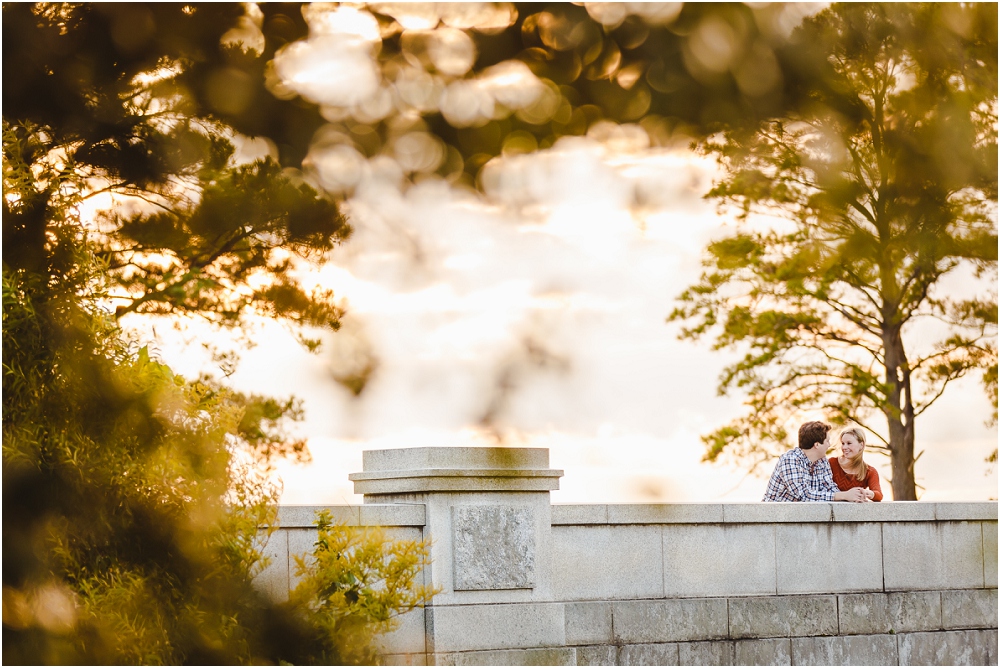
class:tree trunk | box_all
[887,413,917,500]
[883,325,918,500]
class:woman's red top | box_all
[829,457,883,502]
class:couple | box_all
[762,421,883,503]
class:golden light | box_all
[304,5,382,42]
[275,36,380,107]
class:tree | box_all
[670,3,997,500]
[3,3,818,345]
[3,4,430,663]
[4,229,304,662]
[3,3,349,342]
[3,122,433,667]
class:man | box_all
[762,421,869,502]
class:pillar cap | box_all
[349,447,563,494]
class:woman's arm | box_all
[867,467,883,502]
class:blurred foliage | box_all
[0,1,850,324]
[1,145,427,663]
[257,2,831,192]
[3,3,349,335]
[3,259,430,662]
[669,3,998,500]
[2,3,429,663]
[289,511,436,665]
[4,261,302,662]
[3,2,834,202]
[4,1,996,659]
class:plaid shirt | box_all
[762,447,839,502]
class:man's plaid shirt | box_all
[762,447,839,502]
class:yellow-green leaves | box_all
[289,511,437,664]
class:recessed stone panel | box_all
[452,504,536,590]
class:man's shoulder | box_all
[778,448,805,464]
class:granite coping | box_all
[273,504,426,528]
[269,502,995,528]
[551,502,996,525]
[362,447,551,472]
[349,468,565,481]
[352,476,562,494]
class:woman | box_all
[830,427,883,501]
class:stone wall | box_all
[255,448,998,666]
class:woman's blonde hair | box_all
[839,427,868,481]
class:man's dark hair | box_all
[798,421,831,449]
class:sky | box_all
[124,3,998,506]
[134,134,998,506]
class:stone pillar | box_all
[349,447,568,660]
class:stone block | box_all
[379,526,426,547]
[678,641,734,666]
[941,589,998,629]
[286,527,318,587]
[985,522,998,588]
[552,505,608,525]
[607,504,724,524]
[887,591,942,633]
[733,638,791,665]
[663,524,776,597]
[838,593,891,635]
[278,504,358,527]
[360,503,426,527]
[354,474,562,495]
[575,645,616,666]
[612,598,728,643]
[426,602,565,653]
[452,505,535,590]
[375,608,426,655]
[413,491,555,607]
[791,634,897,665]
[775,523,882,594]
[565,602,613,645]
[552,525,663,600]
[934,503,998,521]
[434,648,576,666]
[352,447,563,495]
[381,652,428,666]
[898,630,992,666]
[254,528,289,602]
[729,595,838,639]
[618,643,679,666]
[364,447,551,472]
[831,503,935,523]
[723,504,834,524]
[986,627,999,665]
[883,522,985,591]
